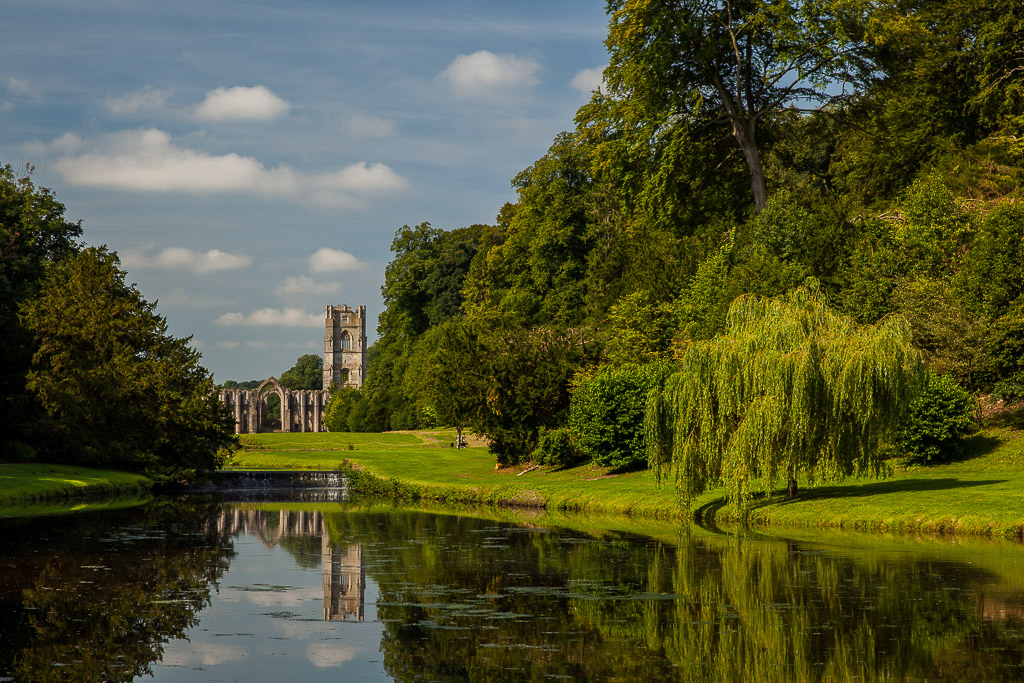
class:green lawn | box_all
[229,429,682,516]
[4,425,1018,536]
[735,426,1024,536]
[0,463,151,511]
[234,425,1024,538]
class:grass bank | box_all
[232,425,1024,539]
[0,463,152,514]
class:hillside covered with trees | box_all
[327,0,1024,494]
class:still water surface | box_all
[2,497,1024,682]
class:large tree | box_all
[20,247,234,478]
[645,288,923,511]
[0,164,82,445]
[364,221,491,430]
[279,353,324,391]
[425,318,595,466]
[603,0,872,211]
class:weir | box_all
[193,470,351,501]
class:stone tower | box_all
[323,304,366,391]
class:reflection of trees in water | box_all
[5,504,1023,682]
[0,503,235,683]
[321,511,1024,682]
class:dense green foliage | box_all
[0,169,234,476]
[323,386,362,433]
[424,319,596,466]
[19,247,235,478]
[646,289,924,510]
[0,165,81,451]
[531,427,580,468]
[336,0,1023,474]
[570,362,672,470]
[899,372,977,464]
[278,353,323,391]
[602,0,872,211]
[220,379,262,390]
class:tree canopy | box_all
[646,288,924,511]
[279,353,324,391]
[0,164,81,447]
[603,0,872,210]
[19,247,234,478]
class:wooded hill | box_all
[326,0,1024,472]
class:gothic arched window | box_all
[340,331,351,350]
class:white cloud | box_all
[188,339,205,350]
[22,132,82,158]
[215,307,322,327]
[6,77,42,101]
[570,67,605,94]
[104,87,171,116]
[157,288,238,309]
[194,85,290,122]
[439,50,541,99]
[307,642,360,668]
[160,643,247,667]
[54,129,407,207]
[214,339,316,351]
[344,114,396,138]
[120,246,252,273]
[276,275,341,296]
[309,247,361,273]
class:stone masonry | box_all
[219,376,329,434]
[218,303,367,434]
[323,304,366,391]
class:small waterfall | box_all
[192,470,351,501]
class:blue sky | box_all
[2,0,609,381]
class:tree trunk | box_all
[730,115,768,212]
[787,462,798,499]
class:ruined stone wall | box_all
[219,377,330,434]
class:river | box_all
[2,492,1024,681]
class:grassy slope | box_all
[229,430,682,517]
[232,426,1024,538]
[0,463,151,512]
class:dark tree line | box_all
[1,164,234,478]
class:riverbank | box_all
[0,463,152,513]
[230,425,1024,539]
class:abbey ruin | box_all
[218,304,367,434]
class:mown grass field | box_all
[3,422,1021,537]
[0,463,151,514]
[232,424,1024,538]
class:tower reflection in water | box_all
[322,536,364,621]
[211,508,365,622]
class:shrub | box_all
[1,440,36,463]
[531,427,580,469]
[324,387,361,432]
[899,372,976,464]
[569,361,673,470]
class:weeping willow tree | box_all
[645,288,925,512]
